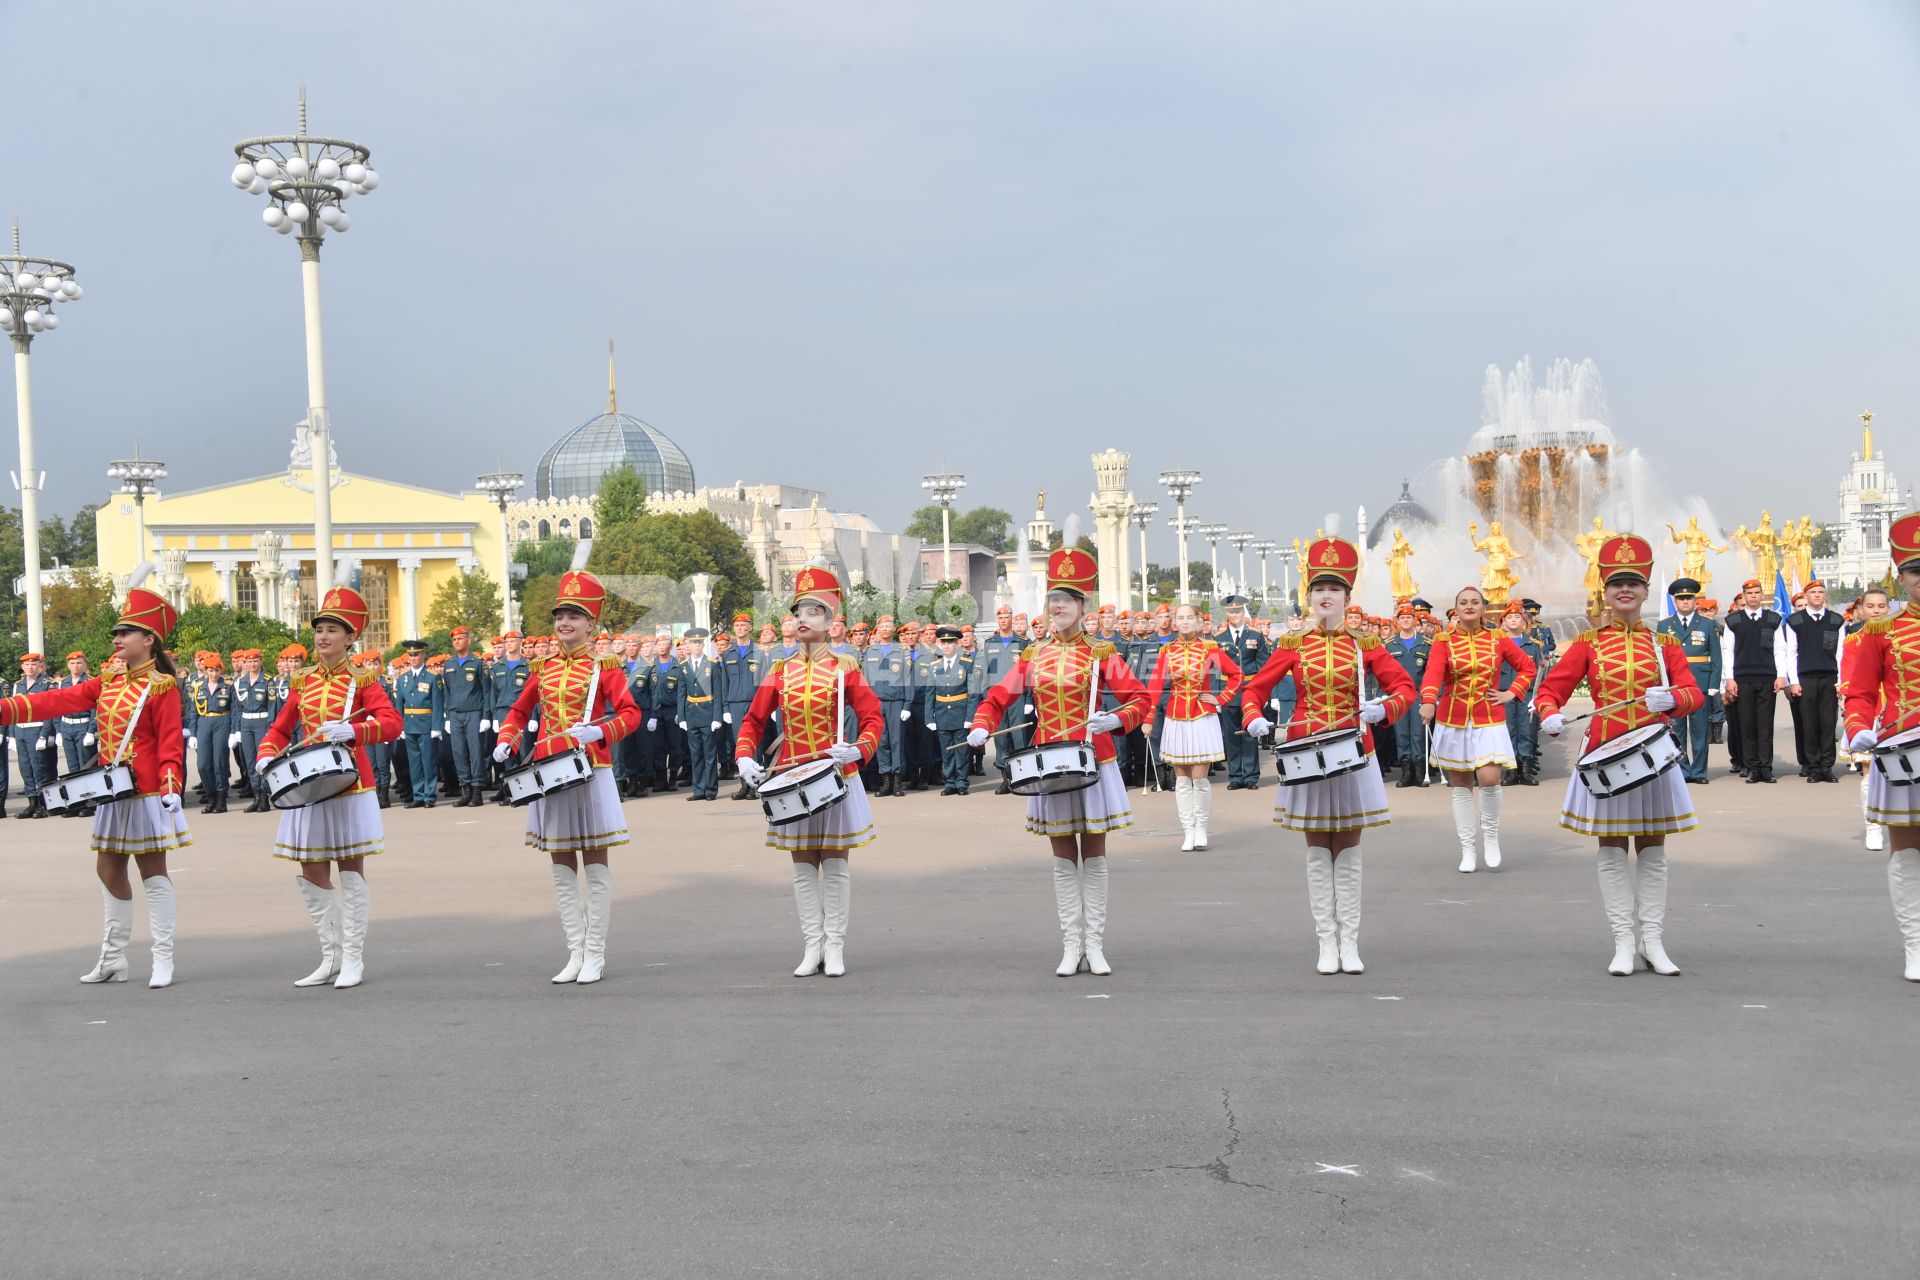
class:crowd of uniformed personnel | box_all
[6,580,1877,820]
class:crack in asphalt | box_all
[1090,1089,1351,1209]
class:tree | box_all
[592,463,649,533]
[1811,524,1839,559]
[511,537,578,624]
[425,566,505,637]
[167,603,299,666]
[588,510,764,631]
[904,504,1013,554]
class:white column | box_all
[397,555,422,641]
[250,561,276,621]
[13,343,44,654]
[213,559,237,609]
[691,572,714,633]
[299,240,333,601]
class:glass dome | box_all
[535,408,696,502]
[1367,480,1440,549]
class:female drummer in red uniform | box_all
[1841,512,1920,981]
[733,566,883,978]
[1534,535,1702,976]
[0,568,190,987]
[493,566,642,986]
[256,586,403,990]
[968,549,1151,977]
[1419,586,1536,872]
[1240,537,1415,975]
[1145,603,1243,851]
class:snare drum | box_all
[1872,726,1920,786]
[43,763,139,813]
[1003,741,1099,796]
[503,747,594,806]
[1272,727,1368,784]
[757,758,850,826]
[1576,722,1681,798]
[264,741,362,810]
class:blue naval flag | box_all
[1773,569,1791,615]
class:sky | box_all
[7,0,1918,568]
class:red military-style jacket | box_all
[1239,627,1415,755]
[257,661,405,795]
[972,632,1151,766]
[1532,622,1703,754]
[0,659,186,797]
[497,648,642,768]
[735,647,884,778]
[1145,636,1243,723]
[1420,626,1537,727]
[1842,615,1920,740]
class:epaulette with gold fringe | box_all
[1352,632,1383,651]
[1574,629,1601,646]
[1862,617,1893,636]
[1272,634,1302,651]
[145,671,176,695]
[1652,631,1677,648]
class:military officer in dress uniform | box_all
[921,625,978,795]
[675,628,722,801]
[485,631,532,802]
[1700,598,1727,745]
[615,636,653,800]
[860,615,913,796]
[52,651,98,815]
[440,626,488,807]
[233,650,277,811]
[974,605,1031,793]
[1383,602,1431,787]
[394,640,444,807]
[1214,595,1271,790]
[650,637,686,792]
[189,653,234,814]
[1656,578,1719,784]
[720,613,759,799]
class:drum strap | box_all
[1086,647,1100,744]
[110,683,153,767]
[835,667,845,748]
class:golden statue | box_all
[1733,510,1780,587]
[1292,537,1306,613]
[1466,520,1523,606]
[1665,515,1728,586]
[1776,514,1817,586]
[1572,515,1620,595]
[1386,528,1419,600]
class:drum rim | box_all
[1578,722,1673,765]
[1873,726,1920,752]
[1276,726,1364,753]
[758,757,845,796]
[1006,741,1097,761]
[1007,772,1100,795]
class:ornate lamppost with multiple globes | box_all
[1130,500,1159,611]
[0,220,84,655]
[1158,469,1200,603]
[921,471,967,586]
[476,470,525,633]
[230,90,379,603]
[1251,538,1277,612]
[1199,522,1229,601]
[107,450,168,572]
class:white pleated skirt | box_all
[1558,766,1696,838]
[525,768,629,854]
[1160,715,1225,764]
[91,795,193,858]
[766,771,875,855]
[1429,722,1516,770]
[274,789,385,862]
[1866,765,1920,827]
[1273,756,1391,832]
[1027,761,1133,838]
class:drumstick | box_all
[947,723,1026,749]
[1561,692,1660,726]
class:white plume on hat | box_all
[126,560,156,591]
[570,540,594,573]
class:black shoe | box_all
[376,786,391,809]
[940,786,955,795]
[994,780,1012,795]
[405,799,423,809]
[1760,771,1777,784]
[957,787,970,795]
[731,784,753,801]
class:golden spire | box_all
[607,339,618,414]
[1862,410,1875,461]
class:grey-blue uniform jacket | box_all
[1656,611,1721,691]
[485,658,530,724]
[393,663,444,734]
[441,653,487,714]
[919,653,978,729]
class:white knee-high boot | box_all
[80,887,133,984]
[334,871,370,989]
[791,861,825,977]
[1193,778,1212,850]
[1053,858,1085,976]
[144,876,176,989]
[1479,785,1503,869]
[1080,855,1111,975]
[1450,787,1479,872]
[1333,849,1364,973]
[1634,845,1678,975]
[549,864,587,984]
[821,857,850,977]
[1864,775,1886,851]
[1305,848,1338,974]
[577,863,612,984]
[1887,850,1920,982]
[294,878,341,987]
[1597,847,1637,975]
[1175,777,1196,851]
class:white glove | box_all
[646,718,659,732]
[1088,711,1122,735]
[430,730,441,741]
[566,723,605,745]
[37,737,48,750]
[736,757,767,787]
[900,708,912,722]
[83,733,95,746]
[443,720,451,734]
[479,719,491,732]
[1542,713,1567,737]
[1023,703,1033,714]
[711,720,721,732]
[967,727,989,749]
[492,741,514,763]
[317,721,356,744]
[1644,687,1676,713]
[1359,699,1387,726]
[228,732,241,747]
[183,730,193,742]
[827,743,863,766]
[159,793,182,814]
[1244,715,1272,738]
[722,712,733,725]
[1849,729,1879,752]
[677,720,688,731]
[927,719,939,732]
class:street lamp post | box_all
[1277,546,1298,617]
[1157,469,1201,603]
[107,450,168,569]
[232,90,380,603]
[921,471,967,586]
[476,470,525,632]
[1,220,84,656]
[1199,522,1228,601]
[1130,501,1159,610]
[1251,538,1277,610]
[1229,532,1254,598]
